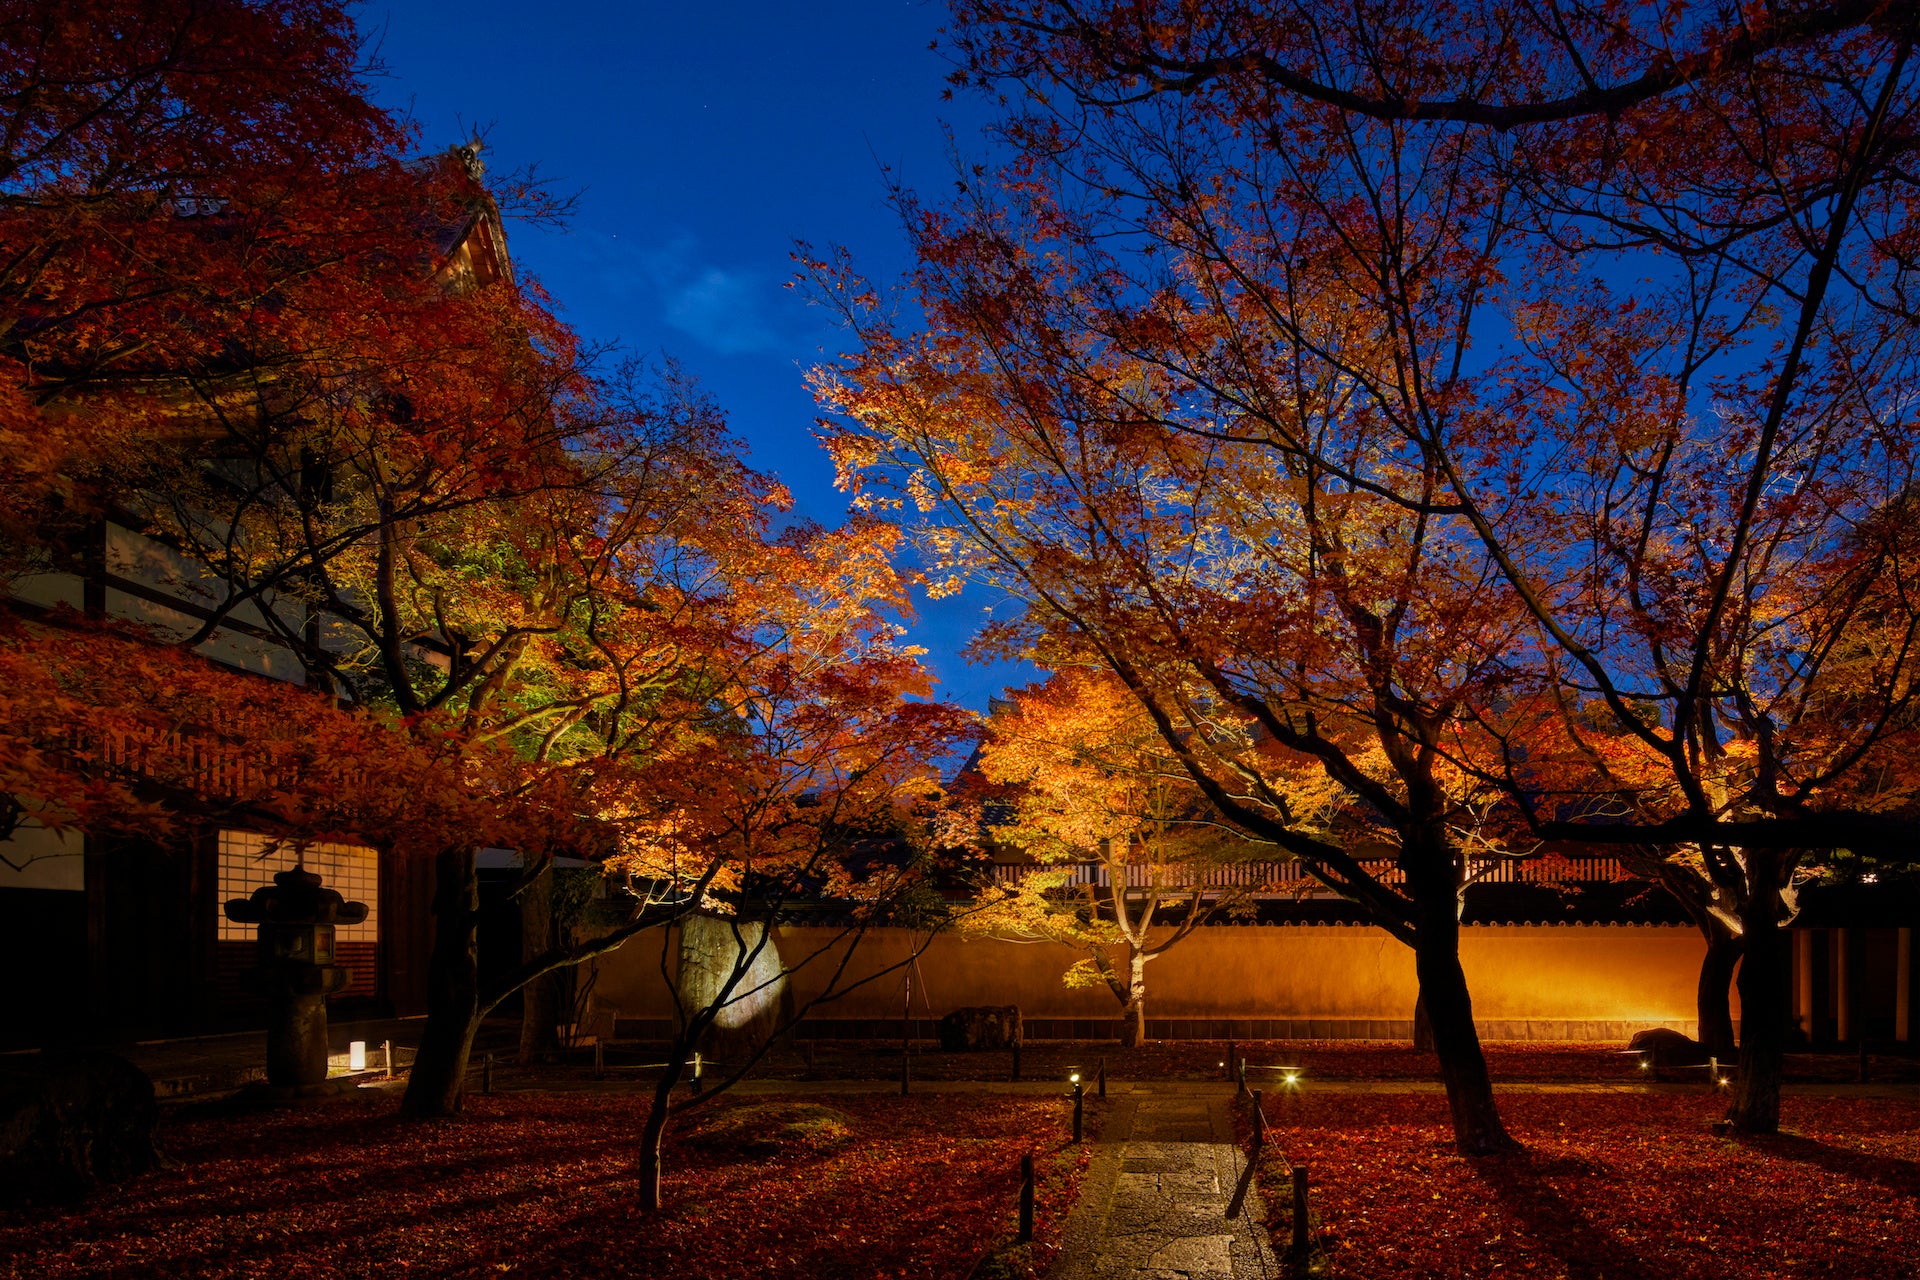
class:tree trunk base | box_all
[400,847,480,1121]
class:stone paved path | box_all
[1048,1087,1276,1280]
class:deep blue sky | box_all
[364,0,1026,711]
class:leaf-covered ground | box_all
[0,1091,1096,1280]
[1240,1092,1920,1278]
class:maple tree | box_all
[814,0,1920,1144]
[618,527,975,1210]
[0,0,406,564]
[968,668,1263,1046]
[0,0,978,1140]
[0,615,484,855]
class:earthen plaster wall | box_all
[594,922,1726,1040]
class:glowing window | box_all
[216,830,379,942]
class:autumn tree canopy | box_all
[0,0,970,1132]
[814,0,1920,1142]
[969,667,1268,1045]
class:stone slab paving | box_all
[1048,1087,1277,1280]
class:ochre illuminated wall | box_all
[593,923,1725,1041]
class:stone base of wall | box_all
[611,1015,1706,1043]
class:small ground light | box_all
[1070,1072,1080,1084]
[1283,1072,1300,1087]
[349,1041,367,1071]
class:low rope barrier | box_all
[1231,1085,1328,1277]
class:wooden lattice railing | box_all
[990,853,1630,892]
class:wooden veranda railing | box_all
[990,853,1630,894]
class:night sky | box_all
[366,0,1026,712]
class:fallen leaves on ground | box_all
[1239,1091,1920,1278]
[0,1091,1096,1280]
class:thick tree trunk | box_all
[1413,904,1517,1155]
[1118,950,1147,1047]
[1412,992,1434,1052]
[517,861,560,1066]
[1697,926,1743,1061]
[1729,903,1789,1134]
[401,847,480,1119]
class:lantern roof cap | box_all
[223,865,369,926]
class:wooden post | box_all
[1851,927,1870,1050]
[1897,927,1913,1045]
[1226,1095,1263,1222]
[690,1050,703,1095]
[1290,1164,1310,1256]
[1018,1154,1035,1242]
[482,1052,493,1095]
[1237,1058,1249,1097]
[383,1039,394,1081]
[1097,1056,1106,1099]
[1838,927,1857,1045]
[1795,928,1815,1040]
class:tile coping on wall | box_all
[611,1016,1702,1042]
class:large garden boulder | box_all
[677,914,795,1062]
[939,1005,1022,1052]
[1628,1027,1713,1070]
[0,1051,160,1204]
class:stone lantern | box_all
[224,865,369,1091]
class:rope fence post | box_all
[1290,1164,1311,1258]
[1225,1087,1262,1221]
[1018,1153,1035,1242]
